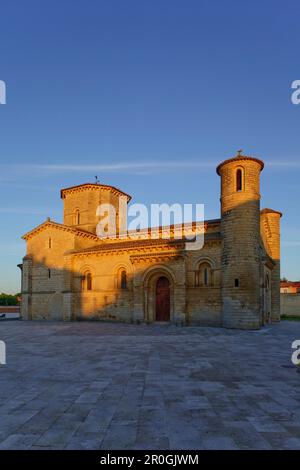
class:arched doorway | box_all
[155,276,170,321]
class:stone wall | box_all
[21,156,282,330]
[260,209,282,322]
[185,237,222,325]
[281,294,300,317]
[22,225,226,325]
[71,250,134,322]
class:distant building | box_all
[280,281,300,318]
[280,281,300,294]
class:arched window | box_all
[74,209,80,225]
[86,272,92,291]
[120,270,127,289]
[82,271,92,291]
[48,237,52,249]
[195,262,213,287]
[265,274,269,290]
[117,268,128,289]
[236,168,243,191]
[204,267,209,286]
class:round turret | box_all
[217,151,264,329]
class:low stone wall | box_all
[280,293,300,317]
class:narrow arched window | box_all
[74,209,80,225]
[204,267,209,286]
[236,169,242,191]
[120,270,127,289]
[265,274,269,290]
[48,238,52,249]
[196,262,213,287]
[82,272,92,291]
[86,272,92,291]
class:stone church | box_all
[20,152,282,329]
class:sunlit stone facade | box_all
[20,153,281,329]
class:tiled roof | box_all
[68,231,222,255]
[216,154,264,175]
[22,219,101,241]
[281,281,300,288]
[60,183,132,201]
[261,208,283,217]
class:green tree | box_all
[0,293,19,306]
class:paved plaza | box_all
[0,320,299,450]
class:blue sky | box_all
[0,0,299,293]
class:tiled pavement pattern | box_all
[0,320,299,450]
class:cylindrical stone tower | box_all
[260,208,282,322]
[217,151,264,329]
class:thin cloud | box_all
[23,160,300,172]
[0,161,217,177]
[0,159,299,182]
[29,161,216,173]
[0,208,59,215]
[266,160,300,169]
[0,182,57,191]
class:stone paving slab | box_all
[0,320,299,449]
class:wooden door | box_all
[155,276,170,321]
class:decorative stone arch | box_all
[79,265,94,291]
[192,256,216,271]
[79,264,94,275]
[113,262,132,290]
[234,165,245,192]
[142,265,176,323]
[193,256,216,287]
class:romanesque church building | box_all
[20,152,282,329]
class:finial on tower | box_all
[94,175,100,184]
[216,150,264,175]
